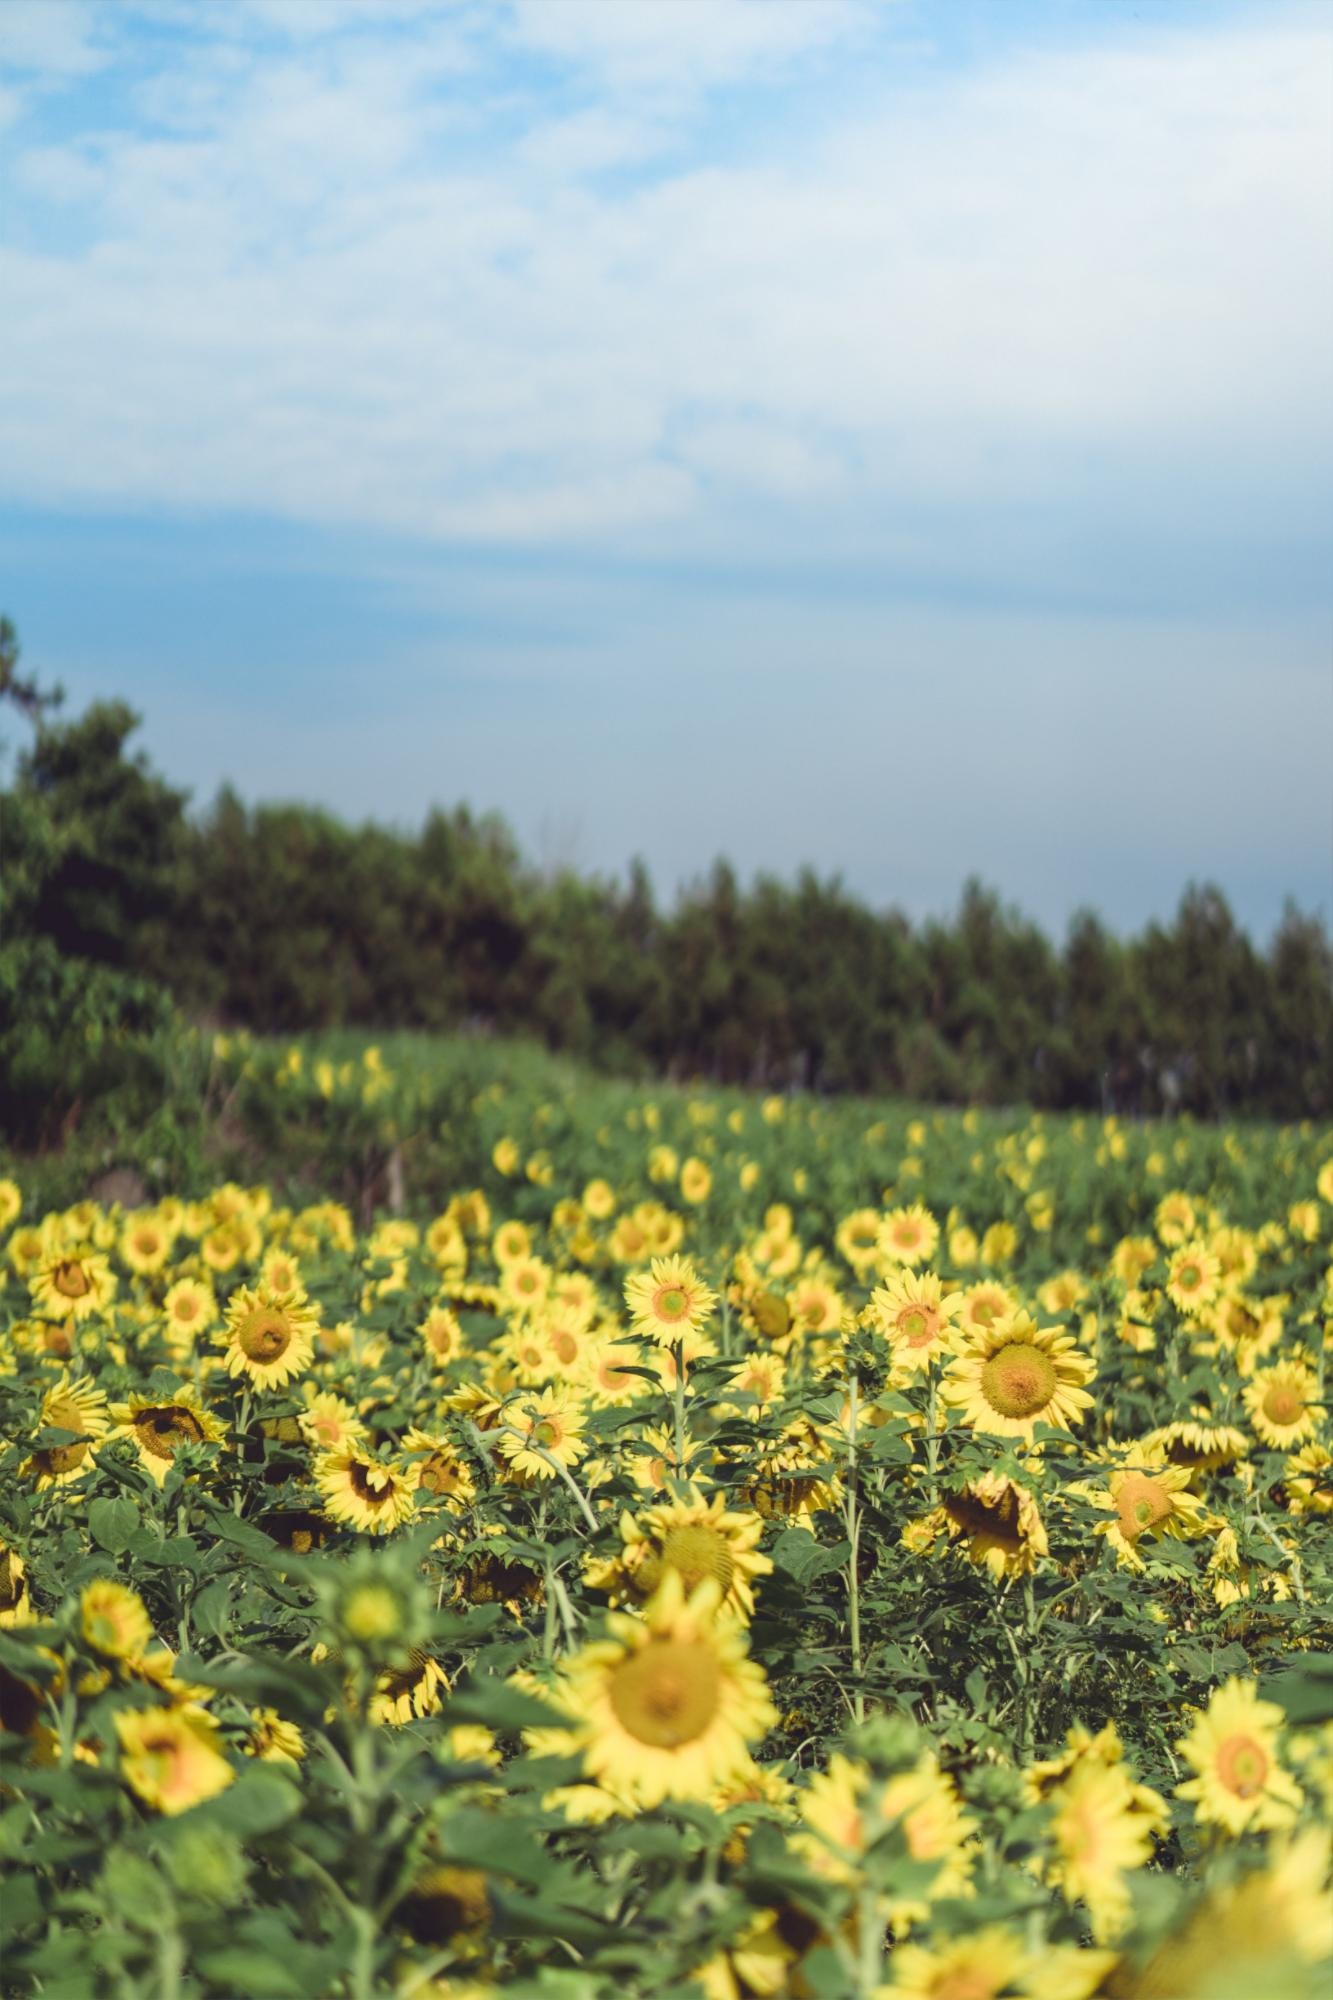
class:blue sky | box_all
[2,0,1330,938]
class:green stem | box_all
[846,1372,864,1726]
[672,1339,687,1477]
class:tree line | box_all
[2,617,1329,1130]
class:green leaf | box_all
[203,1766,302,1837]
[88,1494,139,1554]
[194,1947,305,1996]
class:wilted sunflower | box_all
[115,1705,235,1815]
[109,1387,224,1487]
[314,1449,420,1535]
[29,1246,117,1323]
[867,1269,963,1373]
[585,1487,772,1622]
[624,1255,717,1346]
[561,1573,776,1809]
[23,1372,109,1489]
[1244,1360,1320,1450]
[943,1311,1095,1440]
[220,1284,317,1390]
[1176,1678,1303,1835]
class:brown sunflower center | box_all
[238,1310,293,1362]
[420,1454,466,1496]
[980,1342,1058,1419]
[173,1295,201,1323]
[933,1968,1004,2000]
[350,1462,396,1505]
[608,1637,721,1748]
[53,1261,92,1299]
[1116,1472,1174,1540]
[136,1407,205,1460]
[1262,1385,1302,1427]
[1216,1733,1268,1799]
[945,1487,1024,1551]
[551,1329,580,1364]
[653,1286,689,1322]
[897,1304,939,1348]
[650,1524,737,1598]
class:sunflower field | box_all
[2,1045,1331,2000]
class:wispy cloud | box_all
[2,2,1328,562]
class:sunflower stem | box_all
[671,1338,687,1476]
[845,1370,864,1726]
[925,1365,939,1503]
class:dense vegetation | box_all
[2,614,1330,1156]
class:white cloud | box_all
[0,1,106,79]
[0,7,1329,553]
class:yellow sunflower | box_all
[1285,1441,1333,1516]
[109,1387,225,1486]
[585,1487,772,1622]
[1044,1756,1163,1941]
[418,1304,469,1368]
[496,1386,588,1481]
[0,1545,33,1629]
[943,1312,1095,1439]
[1127,1826,1332,1999]
[624,1255,717,1347]
[115,1705,235,1815]
[867,1269,963,1372]
[29,1246,117,1322]
[23,1372,109,1488]
[0,1178,21,1232]
[245,1708,306,1764]
[795,1749,975,1924]
[368,1650,449,1726]
[1089,1445,1210,1569]
[1165,1240,1222,1317]
[560,1573,776,1810]
[162,1277,217,1350]
[1176,1678,1303,1835]
[401,1427,477,1508]
[220,1284,317,1390]
[936,1472,1048,1580]
[880,1928,1029,2000]
[836,1207,886,1276]
[314,1449,420,1535]
[82,1580,153,1663]
[878,1204,940,1267]
[1244,1360,1320,1450]
[1144,1414,1249,1474]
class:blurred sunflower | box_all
[109,1387,224,1486]
[1176,1678,1302,1834]
[115,1706,234,1815]
[30,1246,117,1323]
[585,1487,772,1621]
[1244,1360,1320,1450]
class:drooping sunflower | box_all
[867,1269,964,1373]
[0,1545,33,1629]
[115,1705,235,1815]
[314,1449,420,1535]
[23,1372,109,1489]
[943,1312,1095,1440]
[585,1487,772,1622]
[245,1708,306,1764]
[1285,1441,1333,1516]
[1145,1414,1249,1474]
[1176,1677,1303,1835]
[740,1416,841,1521]
[939,1472,1048,1580]
[29,1246,117,1323]
[109,1387,225,1487]
[1244,1360,1320,1450]
[561,1573,776,1810]
[82,1580,153,1663]
[1088,1445,1210,1569]
[220,1284,317,1390]
[624,1255,717,1347]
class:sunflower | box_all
[585,1488,772,1622]
[82,1580,153,1663]
[680,1157,712,1204]
[690,1908,793,2000]
[1145,1414,1249,1474]
[796,1749,975,1923]
[120,1212,173,1276]
[368,1650,449,1726]
[957,1282,1017,1339]
[1127,1826,1332,2000]
[878,1204,940,1267]
[1089,1445,1209,1569]
[561,1573,776,1809]
[399,1862,491,1953]
[943,1312,1095,1440]
[741,1417,841,1521]
[1285,1441,1333,1516]
[402,1427,477,1508]
[115,1705,235,1815]
[314,1449,420,1535]
[417,1304,469,1369]
[496,1386,588,1481]
[499,1255,551,1317]
[836,1207,885,1276]
[0,1545,33,1629]
[109,1387,225,1486]
[624,1255,717,1347]
[0,1178,20,1232]
[1165,1240,1222,1316]
[1155,1191,1197,1246]
[220,1284,317,1390]
[1244,1360,1320,1450]
[867,1269,963,1373]
[296,1389,366,1455]
[23,1372,109,1488]
[1043,1756,1163,1941]
[29,1246,117,1322]
[162,1277,217,1350]
[880,1928,1030,2000]
[1108,1234,1158,1286]
[938,1472,1048,1580]
[1176,1678,1303,1835]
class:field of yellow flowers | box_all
[2,1042,1331,1999]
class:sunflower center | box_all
[608,1638,721,1748]
[552,1329,579,1364]
[420,1455,464,1496]
[136,1408,205,1460]
[945,1488,1024,1550]
[897,1305,938,1347]
[654,1524,737,1597]
[1263,1385,1302,1426]
[1116,1473,1174,1540]
[932,1970,1001,2000]
[1177,1263,1201,1291]
[980,1342,1058,1418]
[653,1286,689,1322]
[173,1296,201,1323]
[533,1421,561,1450]
[46,1440,92,1474]
[53,1261,91,1299]
[1216,1733,1268,1799]
[350,1462,396,1504]
[239,1310,292,1361]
